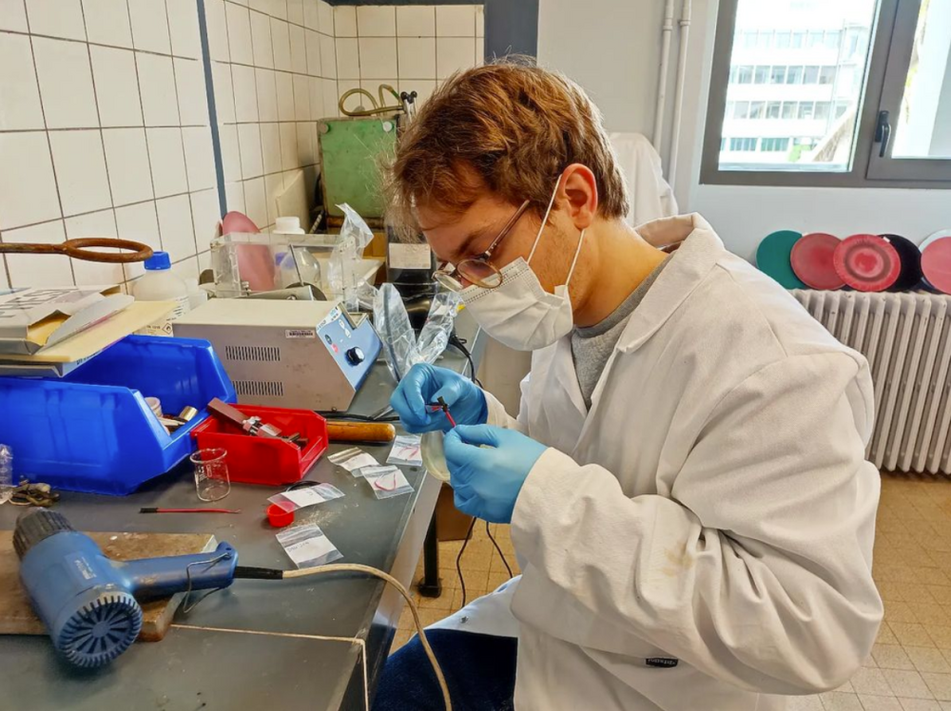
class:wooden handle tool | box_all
[326,421,396,442]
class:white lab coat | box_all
[431,213,883,710]
[609,132,679,225]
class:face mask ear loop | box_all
[564,228,587,286]
[527,181,561,265]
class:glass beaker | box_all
[190,448,230,502]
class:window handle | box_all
[875,110,891,158]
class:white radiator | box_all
[791,290,951,475]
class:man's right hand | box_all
[390,364,487,433]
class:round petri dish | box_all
[421,430,451,483]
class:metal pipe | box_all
[667,0,692,190]
[653,0,676,151]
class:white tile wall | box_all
[0,0,220,289]
[213,0,337,233]
[332,3,482,112]
[0,1,484,288]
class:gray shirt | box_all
[571,256,671,407]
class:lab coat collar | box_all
[614,213,724,354]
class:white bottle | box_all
[134,251,191,336]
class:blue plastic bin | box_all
[0,335,236,495]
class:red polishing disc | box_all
[921,237,951,295]
[833,234,901,292]
[791,232,843,290]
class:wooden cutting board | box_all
[0,530,215,642]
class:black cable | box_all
[234,566,284,580]
[316,412,400,422]
[449,334,482,387]
[485,521,513,578]
[456,517,477,608]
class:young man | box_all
[378,61,883,711]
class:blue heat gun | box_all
[14,508,239,668]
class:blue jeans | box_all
[372,629,518,711]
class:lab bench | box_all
[0,312,484,711]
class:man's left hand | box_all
[443,425,547,524]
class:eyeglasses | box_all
[433,200,531,292]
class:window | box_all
[721,138,727,151]
[869,0,951,179]
[761,138,790,152]
[704,0,951,185]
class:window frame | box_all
[866,0,951,181]
[700,0,951,188]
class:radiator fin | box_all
[791,291,951,475]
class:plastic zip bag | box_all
[363,465,414,499]
[276,523,343,568]
[328,447,380,476]
[373,284,463,382]
[328,203,374,312]
[387,434,422,466]
[268,483,344,513]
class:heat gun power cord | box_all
[233,563,452,711]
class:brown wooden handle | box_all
[326,421,396,442]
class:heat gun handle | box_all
[120,542,239,599]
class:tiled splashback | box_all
[0,1,484,291]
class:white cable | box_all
[283,563,452,711]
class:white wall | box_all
[538,0,951,261]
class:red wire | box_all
[445,410,456,428]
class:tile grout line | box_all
[76,0,121,286]
[23,0,75,286]
[162,0,201,261]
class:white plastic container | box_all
[134,251,190,336]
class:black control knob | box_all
[345,347,365,365]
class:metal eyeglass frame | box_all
[433,199,532,292]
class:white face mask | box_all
[460,182,586,351]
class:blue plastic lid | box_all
[144,251,171,270]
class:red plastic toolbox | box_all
[191,405,328,486]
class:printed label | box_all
[388,243,433,270]
[285,329,316,339]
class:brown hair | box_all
[387,57,629,237]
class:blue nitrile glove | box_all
[390,363,487,433]
[443,424,547,524]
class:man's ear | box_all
[558,164,598,230]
